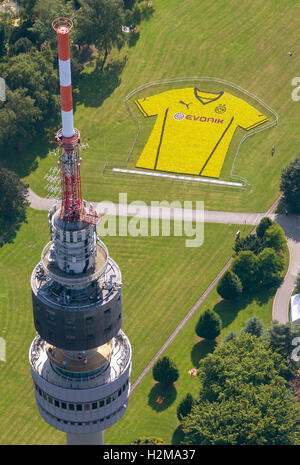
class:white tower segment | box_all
[29,18,132,446]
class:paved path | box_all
[272,214,300,323]
[27,188,270,225]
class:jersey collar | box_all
[194,88,224,105]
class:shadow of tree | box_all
[75,57,127,108]
[128,31,140,48]
[213,296,251,329]
[0,219,27,248]
[171,425,185,445]
[148,383,177,412]
[191,339,217,369]
[1,135,54,179]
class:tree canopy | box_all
[181,333,299,445]
[0,167,29,246]
[231,250,259,290]
[257,247,284,286]
[280,155,300,212]
[217,269,243,300]
[263,224,286,253]
[195,309,222,341]
[152,356,179,385]
[74,0,125,70]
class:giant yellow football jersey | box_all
[135,88,268,178]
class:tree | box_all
[0,88,41,150]
[9,37,33,56]
[223,331,236,343]
[0,168,29,246]
[265,320,295,358]
[280,155,300,212]
[29,0,74,48]
[217,270,243,300]
[231,250,259,290]
[74,0,125,70]
[177,393,196,422]
[123,0,136,9]
[195,309,222,341]
[0,47,59,150]
[0,47,59,116]
[295,270,300,294]
[152,356,179,385]
[181,333,299,444]
[256,216,274,239]
[233,233,264,255]
[263,224,286,253]
[257,247,284,286]
[242,316,264,337]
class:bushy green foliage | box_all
[242,316,264,337]
[231,250,259,290]
[74,0,125,70]
[265,321,295,358]
[233,233,264,255]
[195,309,222,340]
[0,168,29,246]
[217,269,243,300]
[256,216,274,238]
[152,356,179,385]
[263,224,286,252]
[182,333,299,445]
[257,247,284,286]
[280,155,300,212]
[223,331,237,342]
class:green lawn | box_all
[105,240,289,446]
[0,208,251,444]
[21,0,300,212]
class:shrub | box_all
[280,155,300,212]
[257,247,284,286]
[256,217,274,238]
[263,224,286,252]
[152,356,179,385]
[242,316,264,337]
[195,309,222,341]
[232,250,259,290]
[217,270,243,300]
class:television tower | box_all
[29,18,132,445]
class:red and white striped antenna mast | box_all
[52,17,100,225]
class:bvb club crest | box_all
[215,104,227,114]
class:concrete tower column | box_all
[67,432,104,445]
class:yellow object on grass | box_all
[135,88,268,178]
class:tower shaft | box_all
[29,18,132,446]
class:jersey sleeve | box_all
[236,99,268,131]
[135,92,166,117]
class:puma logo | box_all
[179,100,192,109]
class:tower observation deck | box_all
[29,18,132,446]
